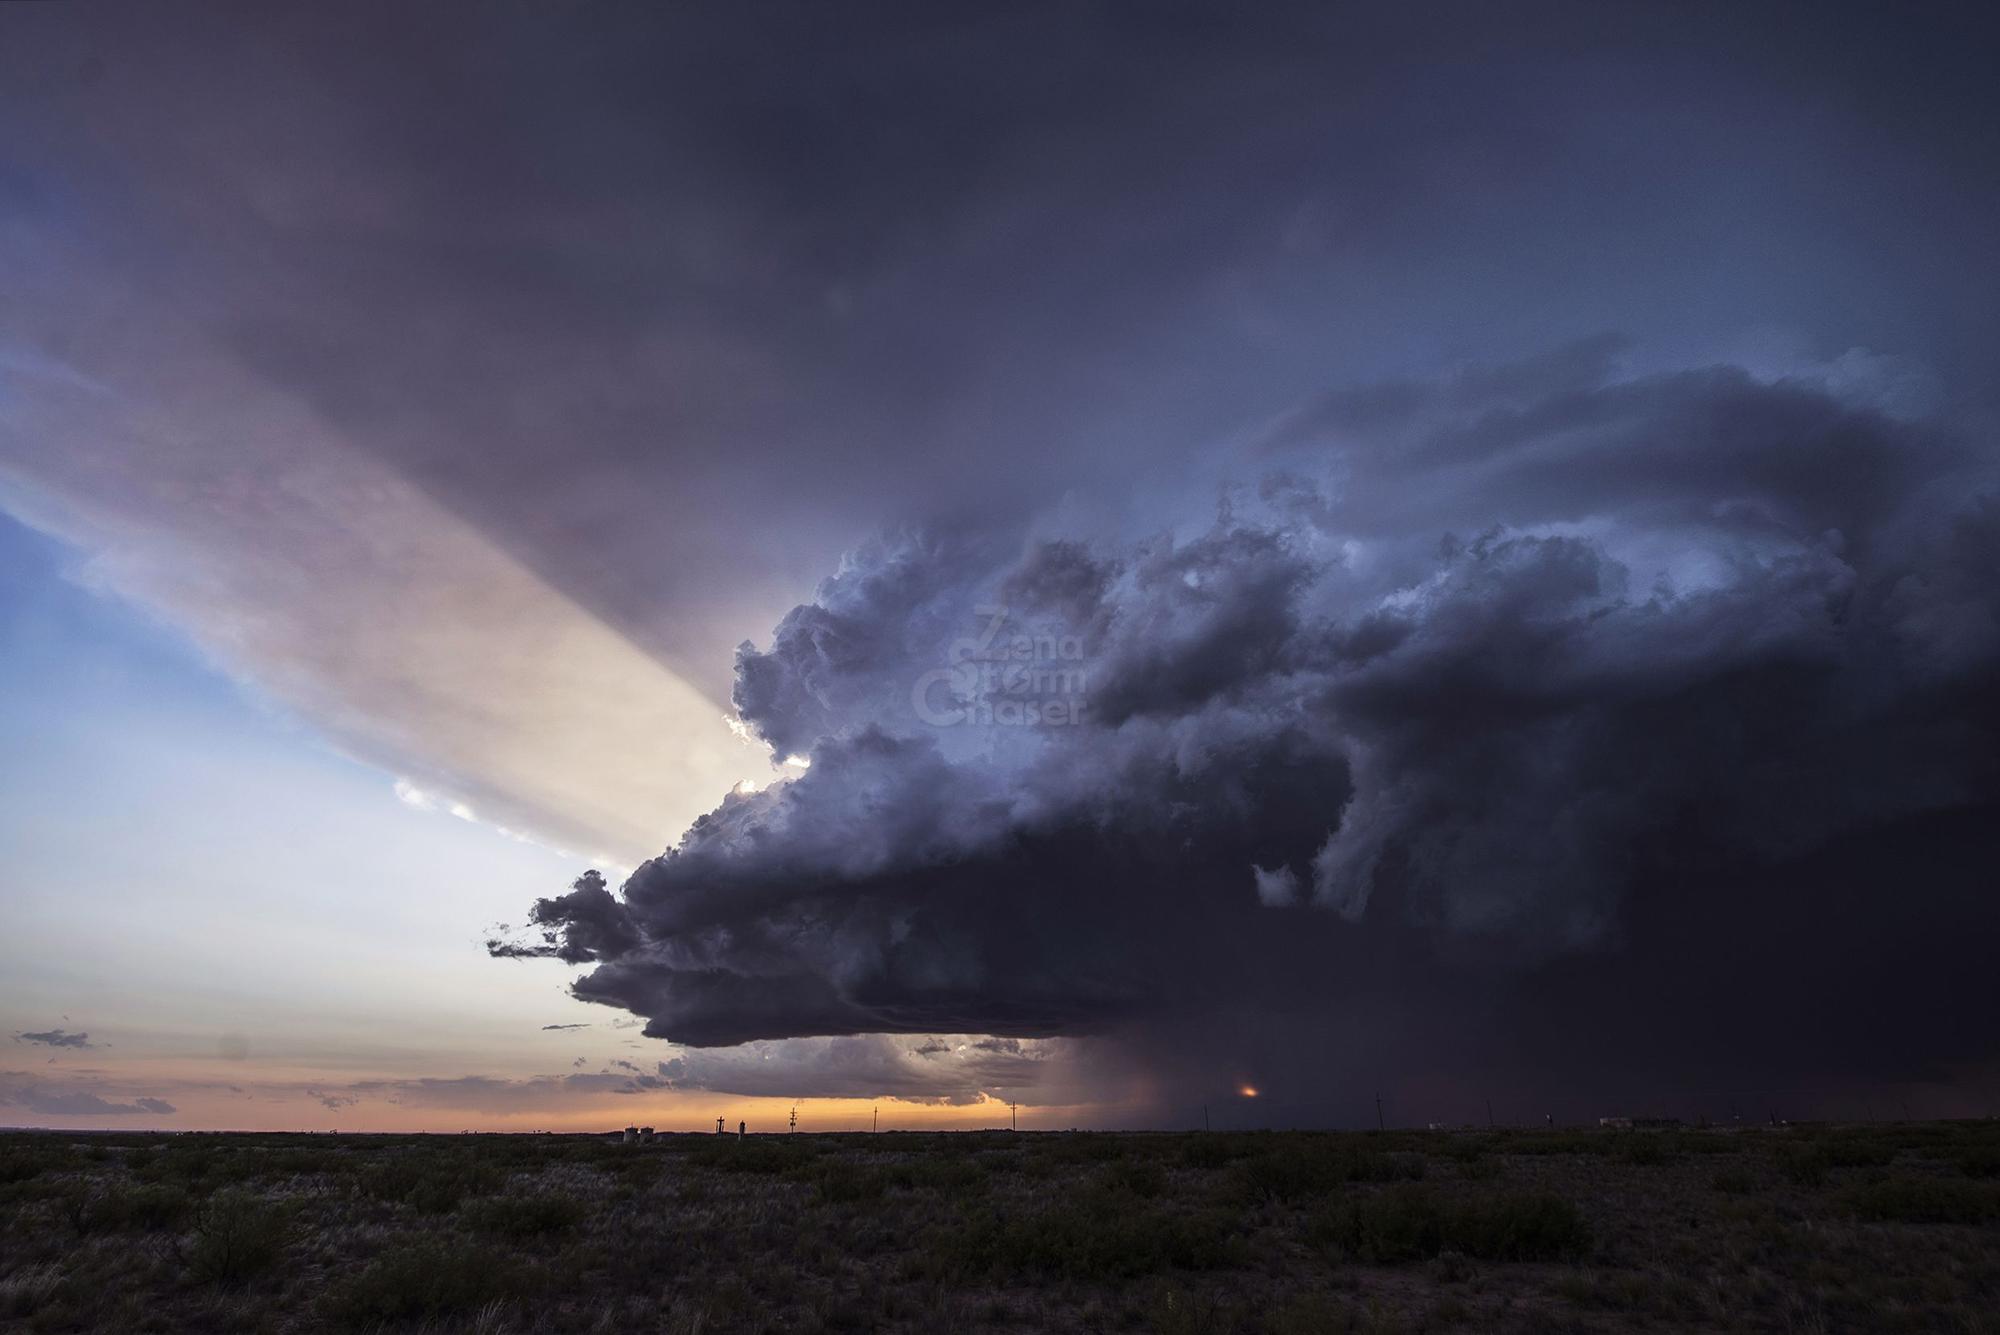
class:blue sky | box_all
[0,510,1064,1130]
[0,510,620,1126]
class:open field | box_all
[3,1121,1998,1333]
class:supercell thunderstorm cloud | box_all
[5,0,1999,1132]
[501,354,2000,1122]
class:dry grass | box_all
[1,1121,1997,1332]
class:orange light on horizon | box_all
[1239,1084,1259,1098]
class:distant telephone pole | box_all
[872,1106,878,1134]
[1008,1101,1018,1132]
[789,1105,798,1134]
[1486,1099,1495,1129]
[1375,1093,1385,1132]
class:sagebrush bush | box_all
[1710,1168,1758,1195]
[186,1190,286,1286]
[1611,1134,1669,1166]
[0,1148,74,1185]
[327,1239,514,1325]
[1235,1143,1424,1203]
[363,1153,507,1213]
[1845,1178,2000,1225]
[1313,1188,1589,1263]
[925,1196,1242,1280]
[463,1191,586,1238]
[695,1141,817,1176]
[1179,1136,1237,1170]
[815,1161,887,1204]
[1102,1158,1167,1199]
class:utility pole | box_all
[1375,1093,1385,1132]
[872,1106,878,1134]
[1203,1104,1210,1133]
[1009,1101,1018,1132]
[1486,1098,1494,1129]
[789,1105,797,1134]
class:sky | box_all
[2,1,1997,1132]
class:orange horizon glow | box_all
[2,1087,1121,1136]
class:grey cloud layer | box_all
[7,0,1997,704]
[0,1072,174,1118]
[282,1035,1072,1111]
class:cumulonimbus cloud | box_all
[498,351,1998,1109]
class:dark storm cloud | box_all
[650,1035,1062,1106]
[15,1030,92,1049]
[503,356,2000,1115]
[8,0,1998,703]
[489,872,640,965]
[277,1036,1075,1111]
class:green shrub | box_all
[1779,1149,1831,1188]
[1710,1168,1757,1195]
[1313,1188,1589,1263]
[1818,1138,1896,1169]
[815,1161,887,1204]
[885,1157,990,1196]
[1449,1192,1592,1260]
[0,1146,75,1185]
[1179,1136,1236,1170]
[1612,1134,1669,1166]
[362,1154,506,1213]
[55,1180,192,1234]
[695,1141,815,1176]
[463,1192,586,1238]
[328,1239,511,1325]
[1777,1137,1894,1187]
[0,1262,66,1318]
[1236,1143,1423,1203]
[1507,1133,1612,1157]
[1102,1159,1166,1199]
[926,1199,1242,1280]
[1845,1179,2000,1225]
[1038,1133,1129,1166]
[1313,1187,1446,1262]
[187,1190,286,1285]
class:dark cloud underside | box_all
[503,356,2000,1114]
